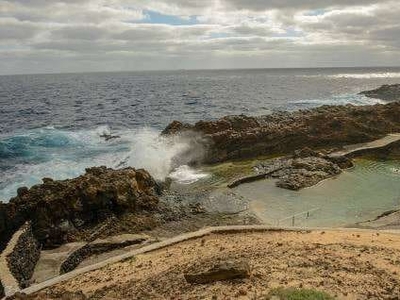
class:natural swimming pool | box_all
[235,159,400,227]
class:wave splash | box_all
[0,126,207,202]
[168,165,209,184]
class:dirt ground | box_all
[26,229,400,300]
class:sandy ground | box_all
[28,229,400,300]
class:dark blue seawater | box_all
[1,67,400,201]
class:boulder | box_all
[184,259,250,284]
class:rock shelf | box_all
[164,101,400,164]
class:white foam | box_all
[390,168,400,175]
[168,165,209,184]
[290,93,386,108]
[330,72,400,79]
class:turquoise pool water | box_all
[235,159,400,227]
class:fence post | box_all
[292,216,295,227]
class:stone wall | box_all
[6,223,40,289]
[0,280,4,298]
[60,237,147,274]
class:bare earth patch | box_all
[26,230,400,299]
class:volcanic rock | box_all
[228,147,354,190]
[0,167,161,250]
[163,102,400,164]
[184,259,250,284]
[258,155,343,190]
[359,84,400,102]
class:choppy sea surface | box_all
[1,67,400,202]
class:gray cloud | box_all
[222,0,382,10]
[0,0,399,74]
[0,19,41,40]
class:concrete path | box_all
[31,234,150,284]
[330,133,400,157]
[31,242,85,284]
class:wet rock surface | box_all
[264,158,342,191]
[359,84,400,102]
[163,102,400,164]
[0,167,161,250]
[230,148,353,190]
[184,259,251,284]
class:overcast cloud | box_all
[0,0,399,74]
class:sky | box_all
[0,0,400,74]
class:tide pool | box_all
[235,159,400,227]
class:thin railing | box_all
[277,208,320,227]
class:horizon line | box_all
[1,65,400,77]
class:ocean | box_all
[1,67,400,202]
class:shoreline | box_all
[1,84,400,299]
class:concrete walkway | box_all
[329,133,400,157]
[31,234,151,284]
[31,242,85,284]
[13,225,400,299]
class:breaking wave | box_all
[289,93,386,108]
[329,72,400,79]
[298,72,400,79]
[0,126,206,202]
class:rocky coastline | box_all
[162,84,400,190]
[0,166,257,297]
[163,101,400,164]
[1,84,400,298]
[359,83,400,102]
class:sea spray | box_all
[121,128,207,181]
[168,165,209,184]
